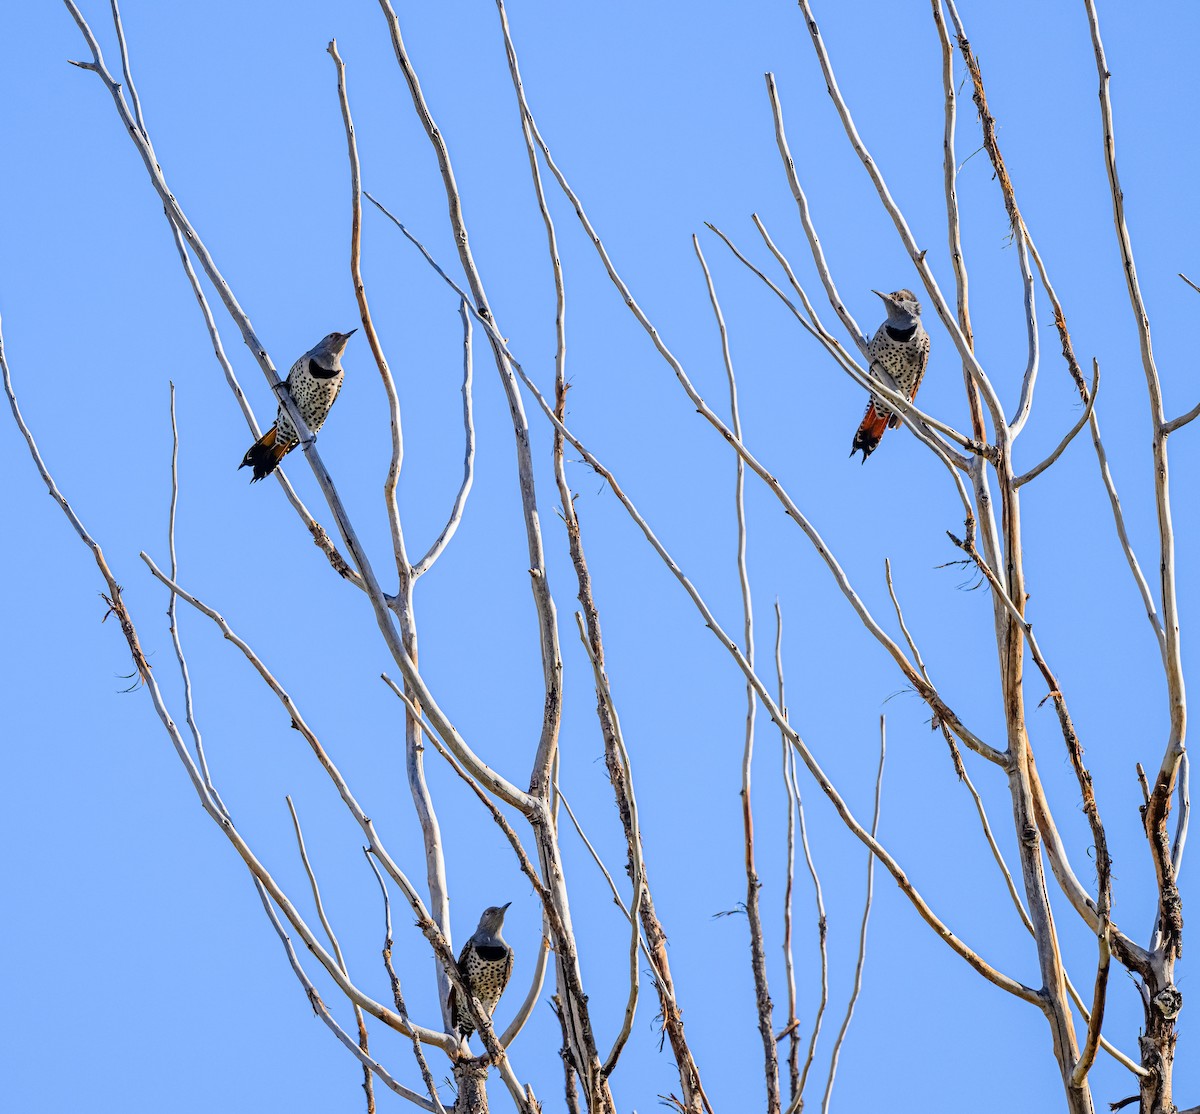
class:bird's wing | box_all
[450,941,472,1031]
[502,945,514,992]
[887,334,931,430]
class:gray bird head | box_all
[471,902,512,944]
[872,289,921,328]
[307,329,357,365]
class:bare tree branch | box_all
[255,884,438,1113]
[363,851,448,1114]
[694,234,778,1113]
[884,558,963,777]
[1172,752,1190,877]
[327,36,456,1031]
[1087,407,1167,656]
[1005,227,1040,440]
[381,673,558,1059]
[1014,362,1101,488]
[287,797,375,1112]
[772,604,803,1104]
[327,38,410,582]
[1083,8,1187,895]
[553,786,661,978]
[567,611,644,1079]
[413,301,477,578]
[817,718,884,1114]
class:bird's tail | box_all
[850,402,890,463]
[239,426,292,482]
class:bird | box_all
[239,329,357,482]
[450,903,513,1043]
[850,289,930,462]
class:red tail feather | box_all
[850,403,890,462]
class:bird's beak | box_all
[334,328,358,352]
[502,902,512,911]
[871,289,889,303]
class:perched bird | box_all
[240,329,356,482]
[450,903,513,1042]
[850,289,930,462]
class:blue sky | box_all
[4,1,1200,1110]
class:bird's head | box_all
[308,329,357,365]
[872,289,922,327]
[475,902,512,938]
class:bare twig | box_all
[363,851,448,1114]
[2,320,151,688]
[773,604,801,1103]
[694,234,779,1112]
[773,604,826,1107]
[158,387,411,1099]
[1014,362,1100,488]
[971,766,1145,1080]
[567,612,644,1078]
[381,676,549,905]
[1083,8,1186,975]
[255,884,437,1112]
[759,70,865,353]
[493,5,702,1100]
[1005,229,1040,440]
[0,410,433,1052]
[793,752,827,1100]
[1172,752,1190,877]
[1162,402,1200,437]
[930,0,982,440]
[413,301,477,577]
[286,797,375,1112]
[553,786,661,978]
[884,558,963,777]
[165,384,221,799]
[1088,405,1167,657]
[818,718,885,1114]
[327,39,409,581]
[1072,916,1112,1088]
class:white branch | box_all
[816,718,884,1114]
[414,301,477,577]
[1014,362,1100,488]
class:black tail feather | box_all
[239,426,290,482]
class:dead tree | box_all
[4,2,1195,1112]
